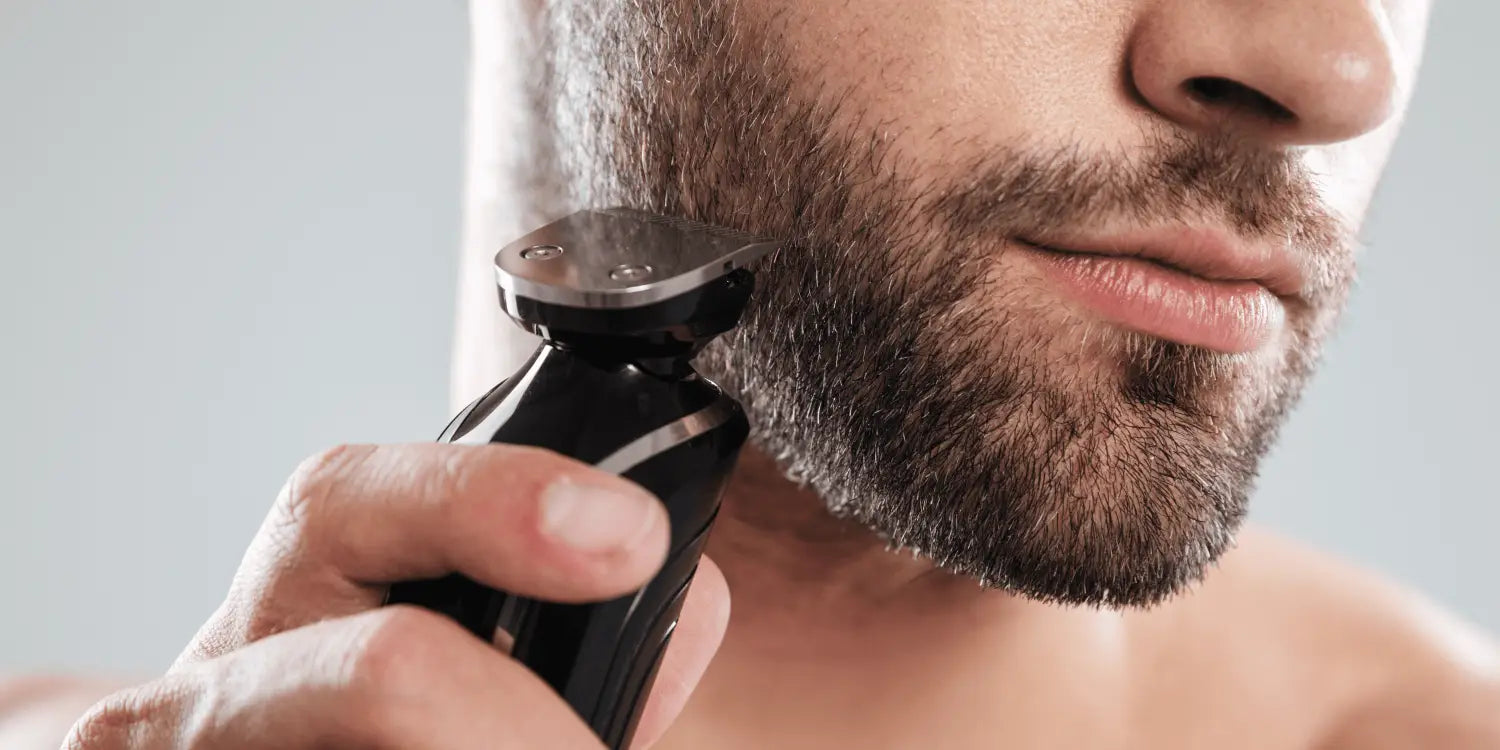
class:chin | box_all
[701,265,1310,607]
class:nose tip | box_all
[1130,1,1399,146]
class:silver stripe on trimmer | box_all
[488,394,736,655]
[594,397,737,475]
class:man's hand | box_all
[62,443,731,749]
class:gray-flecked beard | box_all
[505,0,1353,606]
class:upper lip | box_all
[1017,225,1305,298]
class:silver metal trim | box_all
[488,395,736,649]
[594,397,738,475]
[494,208,779,310]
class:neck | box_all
[706,445,1037,659]
[673,445,1129,748]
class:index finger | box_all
[185,442,673,661]
[284,442,671,598]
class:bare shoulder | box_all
[1193,525,1500,749]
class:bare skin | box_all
[665,449,1500,749]
[6,0,1500,747]
[6,444,1494,748]
[20,443,732,749]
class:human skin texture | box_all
[469,0,1420,607]
[457,0,1499,747]
[6,1,1498,749]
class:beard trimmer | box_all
[386,207,777,748]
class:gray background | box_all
[1,2,1494,676]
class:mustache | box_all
[930,131,1350,294]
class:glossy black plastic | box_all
[385,271,754,748]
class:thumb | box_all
[632,555,731,748]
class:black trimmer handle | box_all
[386,345,748,748]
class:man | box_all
[5,0,1498,747]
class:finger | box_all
[186,442,671,660]
[73,607,604,750]
[301,443,670,594]
[633,556,732,749]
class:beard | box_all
[513,0,1355,606]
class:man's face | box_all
[523,0,1432,605]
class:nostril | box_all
[1184,76,1297,125]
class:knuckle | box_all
[62,708,123,750]
[431,447,484,521]
[281,444,375,523]
[62,684,177,750]
[344,606,460,695]
[329,608,528,747]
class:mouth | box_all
[1013,227,1303,354]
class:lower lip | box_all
[1017,243,1285,353]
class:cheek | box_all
[736,0,1141,169]
[1303,125,1402,229]
[735,0,1429,230]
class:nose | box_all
[1129,0,1399,145]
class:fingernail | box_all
[540,476,661,553]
